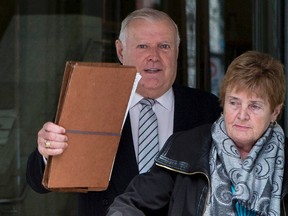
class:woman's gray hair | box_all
[118,8,180,47]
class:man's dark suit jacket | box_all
[26,85,222,216]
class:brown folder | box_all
[42,61,137,192]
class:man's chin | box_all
[137,85,168,99]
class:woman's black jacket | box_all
[107,124,288,216]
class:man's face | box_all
[116,18,179,99]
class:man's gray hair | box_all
[118,8,180,47]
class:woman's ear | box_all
[115,40,123,64]
[272,103,283,122]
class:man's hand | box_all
[37,122,68,158]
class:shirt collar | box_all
[130,88,174,111]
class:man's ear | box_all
[115,40,123,64]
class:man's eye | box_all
[137,44,147,49]
[160,44,170,49]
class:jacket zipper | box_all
[155,162,211,215]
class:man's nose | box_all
[147,47,160,62]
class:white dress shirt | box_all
[129,88,174,161]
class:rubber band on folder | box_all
[66,129,121,137]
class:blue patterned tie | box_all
[138,98,159,174]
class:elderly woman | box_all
[107,51,287,216]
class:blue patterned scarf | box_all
[207,116,285,216]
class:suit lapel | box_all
[109,114,139,194]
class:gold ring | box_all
[44,140,51,148]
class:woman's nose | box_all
[237,107,249,120]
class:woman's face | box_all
[223,88,282,157]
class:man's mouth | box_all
[144,68,161,73]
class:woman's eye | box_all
[250,104,261,110]
[229,100,238,106]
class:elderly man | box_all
[26,8,221,216]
